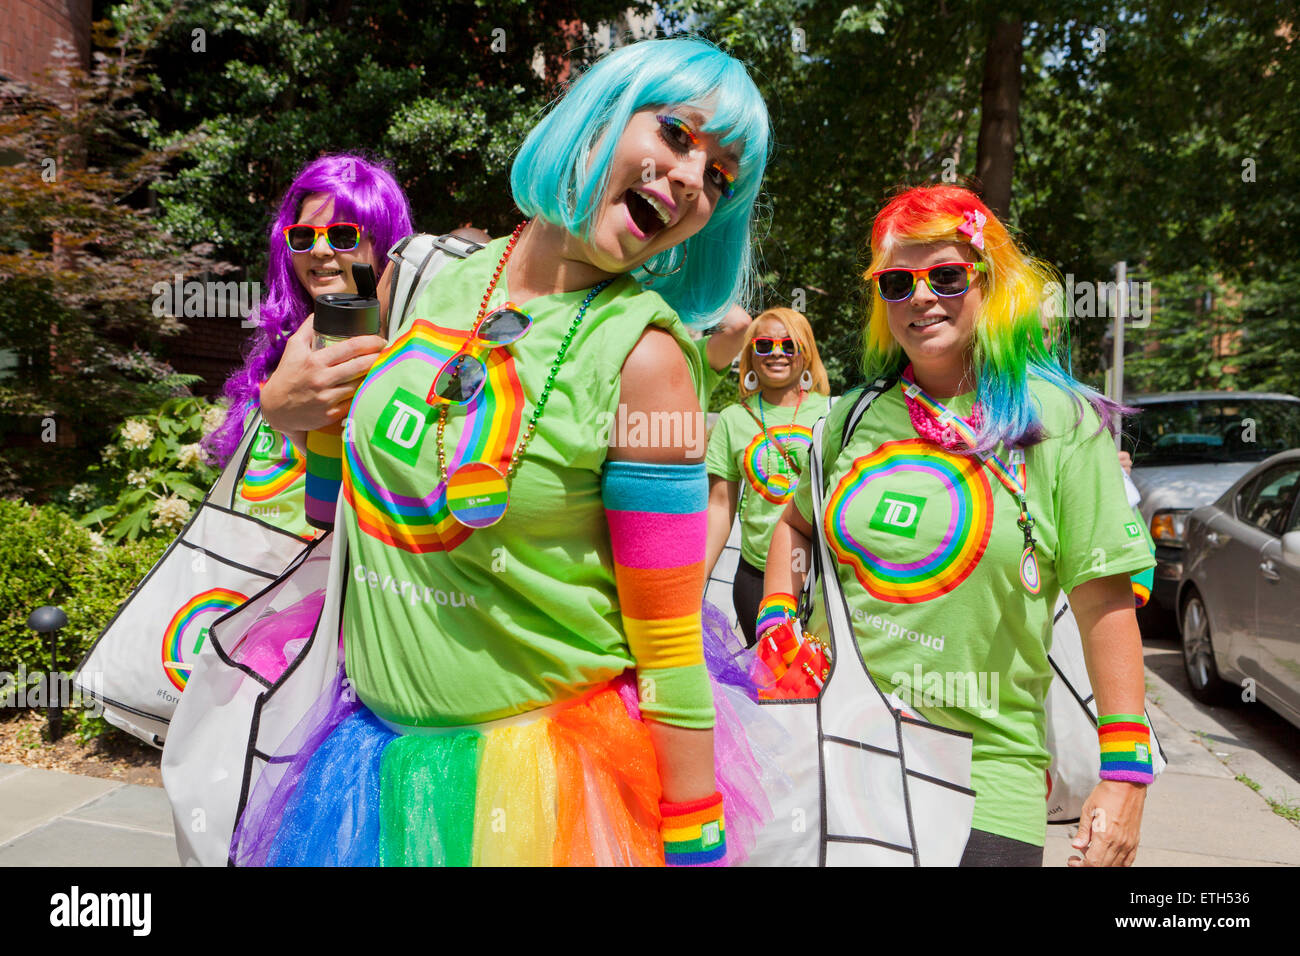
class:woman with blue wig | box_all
[241,35,776,865]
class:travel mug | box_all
[304,263,380,531]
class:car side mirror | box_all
[1281,531,1300,569]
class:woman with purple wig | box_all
[202,153,413,538]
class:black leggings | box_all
[733,555,765,648]
[958,829,1044,867]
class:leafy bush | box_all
[0,498,167,679]
[75,396,224,542]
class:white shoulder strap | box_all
[213,410,265,509]
[385,233,485,342]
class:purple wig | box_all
[203,153,414,466]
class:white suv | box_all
[1123,391,1300,634]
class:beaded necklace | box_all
[741,388,806,479]
[434,221,613,528]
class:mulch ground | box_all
[0,709,162,787]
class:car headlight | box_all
[1150,509,1191,548]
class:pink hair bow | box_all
[957,209,987,250]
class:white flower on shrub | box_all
[87,531,107,551]
[201,405,227,436]
[67,483,95,504]
[151,494,192,530]
[121,419,154,450]
[177,443,203,470]
[126,469,153,488]
[101,444,119,462]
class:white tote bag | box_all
[746,402,977,867]
[1044,591,1167,823]
[162,522,344,866]
[162,232,479,865]
[72,414,310,747]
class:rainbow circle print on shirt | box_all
[823,438,994,604]
[238,423,306,502]
[742,424,813,504]
[343,319,523,554]
[162,588,247,691]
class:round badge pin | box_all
[766,473,793,500]
[1019,546,1042,595]
[446,462,509,528]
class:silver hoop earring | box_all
[743,370,759,391]
[641,246,687,278]
[800,370,813,391]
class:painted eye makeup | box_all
[654,114,738,200]
[656,113,699,150]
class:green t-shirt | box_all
[339,236,706,727]
[794,377,1154,846]
[706,392,832,570]
[694,335,725,398]
[231,414,317,540]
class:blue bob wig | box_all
[510,35,770,329]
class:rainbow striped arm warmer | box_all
[1098,713,1155,783]
[661,792,726,866]
[602,459,714,729]
[756,592,797,642]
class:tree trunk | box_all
[975,17,1023,218]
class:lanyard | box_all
[740,389,807,476]
[900,374,1042,594]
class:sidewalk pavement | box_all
[0,765,176,866]
[1,658,1297,866]
[1043,659,1300,866]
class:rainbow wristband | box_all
[661,791,726,866]
[756,592,797,641]
[1098,713,1155,783]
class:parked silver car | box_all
[1176,450,1300,729]
[1124,391,1300,633]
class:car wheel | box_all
[1180,590,1233,706]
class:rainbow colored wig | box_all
[861,185,1120,452]
[203,154,414,466]
[510,35,770,330]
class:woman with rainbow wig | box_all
[761,184,1155,866]
[203,153,413,540]
[239,35,776,866]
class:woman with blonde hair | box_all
[705,307,830,646]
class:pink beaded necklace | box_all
[901,364,983,449]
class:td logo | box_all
[253,426,275,456]
[373,387,432,466]
[869,491,926,539]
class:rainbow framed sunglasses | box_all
[655,115,737,199]
[872,261,987,302]
[427,304,534,406]
[283,222,363,253]
[752,336,798,356]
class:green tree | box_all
[0,30,226,499]
[108,0,644,273]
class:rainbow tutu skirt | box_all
[230,603,783,867]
